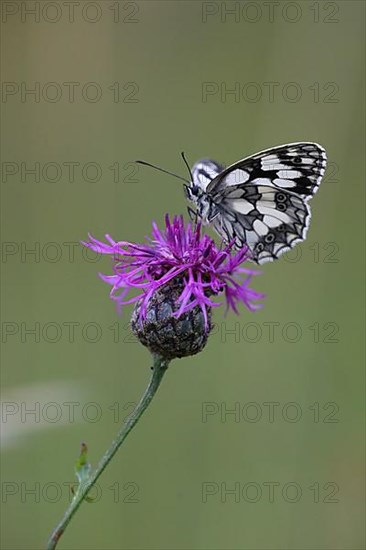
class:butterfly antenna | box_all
[135,159,190,184]
[181,151,193,182]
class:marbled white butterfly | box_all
[137,142,327,264]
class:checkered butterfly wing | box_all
[193,143,327,264]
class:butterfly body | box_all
[187,143,327,264]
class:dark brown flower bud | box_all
[131,279,213,360]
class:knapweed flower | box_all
[48,218,264,550]
[83,215,264,359]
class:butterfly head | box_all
[183,183,202,202]
[184,184,214,223]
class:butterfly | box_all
[136,142,327,264]
[183,142,327,264]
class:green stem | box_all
[46,354,170,550]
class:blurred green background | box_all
[1,1,365,549]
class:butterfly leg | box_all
[187,206,198,224]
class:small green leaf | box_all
[75,442,91,485]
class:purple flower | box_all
[82,215,264,328]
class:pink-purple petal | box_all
[82,215,264,328]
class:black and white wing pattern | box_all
[191,143,327,264]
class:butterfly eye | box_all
[265,233,275,244]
